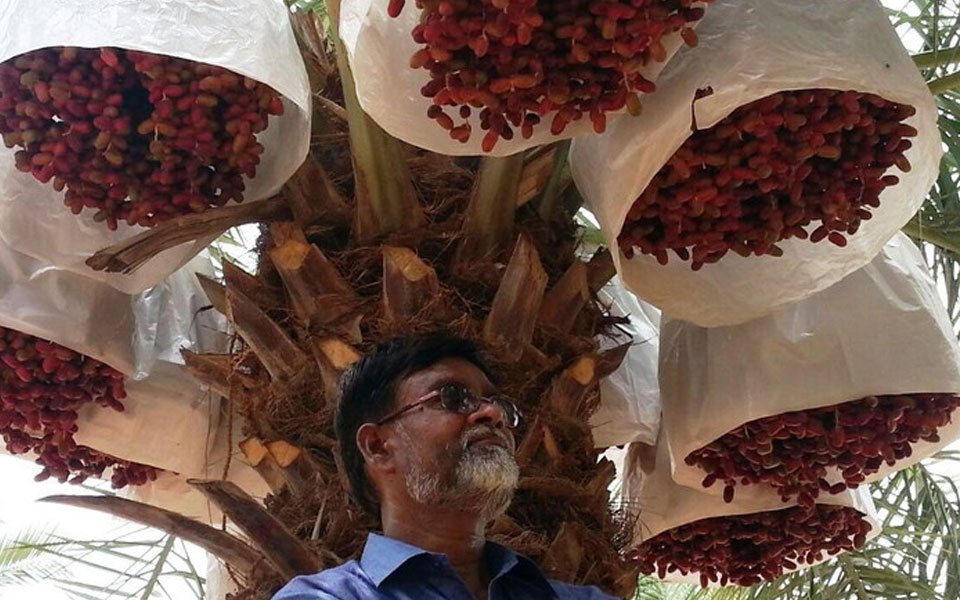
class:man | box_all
[272,335,618,600]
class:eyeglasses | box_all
[374,384,522,428]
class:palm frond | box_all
[0,521,206,600]
[0,528,72,588]
[884,0,960,329]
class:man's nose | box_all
[466,399,506,429]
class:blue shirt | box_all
[271,533,617,600]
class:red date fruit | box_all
[393,0,714,150]
[630,504,872,587]
[686,393,960,510]
[0,326,158,488]
[0,47,284,229]
[618,89,917,269]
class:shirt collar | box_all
[359,533,556,597]
[360,533,433,586]
[484,541,557,598]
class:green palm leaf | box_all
[889,0,960,327]
[0,520,206,599]
[0,528,71,588]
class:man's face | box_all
[387,357,519,520]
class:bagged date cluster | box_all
[687,393,960,510]
[618,89,917,269]
[0,326,157,488]
[631,504,871,587]
[393,0,712,151]
[0,46,284,230]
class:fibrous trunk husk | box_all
[124,18,641,598]
[200,212,636,597]
[541,522,586,580]
[215,206,637,596]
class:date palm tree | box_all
[27,0,960,599]
[50,0,636,596]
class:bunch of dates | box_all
[631,504,872,587]
[687,393,960,509]
[0,46,284,229]
[618,89,917,269]
[390,0,713,151]
[0,326,158,488]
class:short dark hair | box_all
[334,334,492,517]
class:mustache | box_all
[459,427,515,452]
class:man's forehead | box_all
[396,357,493,398]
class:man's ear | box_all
[356,423,396,473]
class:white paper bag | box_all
[0,238,215,381]
[73,361,219,478]
[660,233,960,500]
[618,435,881,585]
[142,252,229,367]
[0,238,227,478]
[124,410,272,525]
[570,0,940,327]
[340,0,709,156]
[592,278,661,448]
[70,253,227,478]
[0,0,312,294]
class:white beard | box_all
[400,426,520,522]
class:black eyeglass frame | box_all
[373,384,522,428]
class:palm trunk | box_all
[67,5,639,598]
